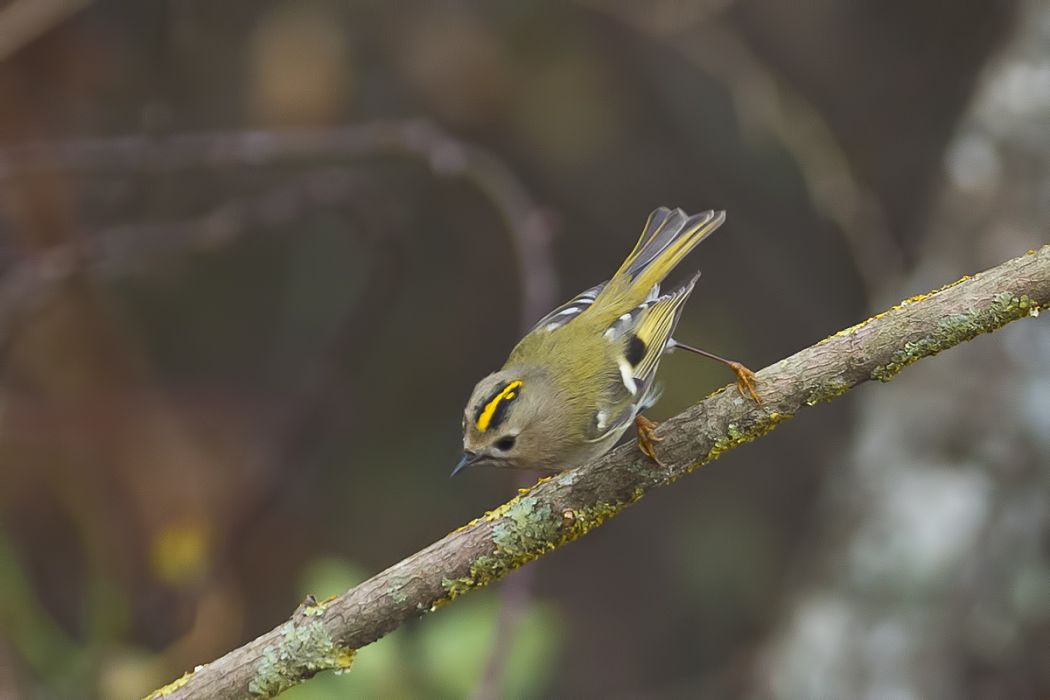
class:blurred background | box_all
[0,0,1048,698]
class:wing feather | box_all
[583,272,700,442]
[529,282,606,333]
[628,272,699,389]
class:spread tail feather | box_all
[603,207,725,308]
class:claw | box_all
[728,361,761,403]
[634,414,665,467]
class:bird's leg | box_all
[634,414,665,467]
[672,341,761,403]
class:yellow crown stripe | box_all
[476,380,523,432]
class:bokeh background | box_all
[1,0,1049,698]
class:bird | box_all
[452,206,757,477]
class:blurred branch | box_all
[0,168,363,355]
[0,0,91,62]
[0,119,556,354]
[216,212,406,559]
[0,122,497,177]
[472,565,535,700]
[585,0,905,298]
[675,23,905,297]
[152,245,1050,699]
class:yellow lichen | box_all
[247,618,356,697]
[803,379,852,406]
[701,410,791,465]
[824,274,973,342]
[871,292,1045,382]
[450,515,486,535]
[449,476,558,535]
[439,491,638,604]
[143,671,193,699]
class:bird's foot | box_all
[727,361,762,403]
[634,414,665,467]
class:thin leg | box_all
[634,414,664,466]
[673,341,761,403]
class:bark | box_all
[148,245,1050,699]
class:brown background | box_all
[0,1,1047,698]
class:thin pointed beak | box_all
[450,452,478,478]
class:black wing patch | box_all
[625,334,646,366]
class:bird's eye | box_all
[495,436,516,451]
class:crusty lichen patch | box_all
[824,275,974,342]
[386,581,409,605]
[701,410,790,466]
[440,492,637,603]
[804,378,851,406]
[143,671,194,699]
[871,292,1044,382]
[448,475,558,536]
[247,617,355,698]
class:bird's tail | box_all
[604,207,725,307]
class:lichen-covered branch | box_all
[151,245,1050,700]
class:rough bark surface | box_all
[151,245,1050,700]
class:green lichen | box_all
[440,493,635,603]
[447,476,557,537]
[143,671,193,699]
[492,497,559,554]
[387,584,409,605]
[301,598,326,617]
[557,471,579,486]
[803,378,852,406]
[823,275,975,343]
[871,292,1045,382]
[440,496,561,600]
[247,617,356,698]
[701,410,790,465]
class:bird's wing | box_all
[584,273,700,442]
[528,282,606,333]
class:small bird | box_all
[452,207,757,477]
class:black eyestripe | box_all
[473,379,523,432]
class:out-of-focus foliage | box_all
[280,560,562,698]
[0,0,1046,698]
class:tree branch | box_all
[148,245,1050,699]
